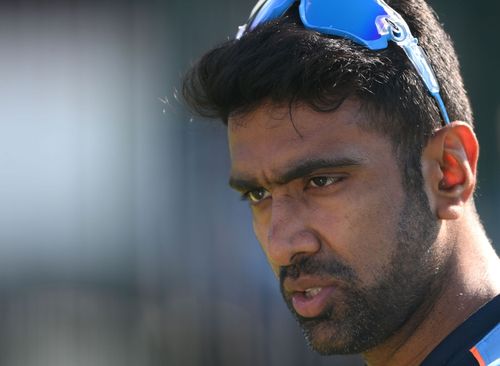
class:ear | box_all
[421,122,479,220]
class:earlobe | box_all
[422,122,478,220]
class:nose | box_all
[263,195,321,267]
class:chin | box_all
[301,314,392,355]
[301,319,367,355]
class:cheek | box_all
[313,184,404,285]
[251,207,269,244]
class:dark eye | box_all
[244,188,271,203]
[309,176,342,188]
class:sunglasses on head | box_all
[236,0,450,125]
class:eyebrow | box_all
[228,157,363,192]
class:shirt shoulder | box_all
[470,323,500,366]
[421,294,500,366]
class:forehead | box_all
[228,100,392,180]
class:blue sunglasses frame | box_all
[236,0,450,125]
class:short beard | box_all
[279,182,443,355]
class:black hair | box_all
[182,0,473,190]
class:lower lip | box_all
[291,286,335,318]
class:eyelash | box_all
[240,175,345,203]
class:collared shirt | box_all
[421,294,500,365]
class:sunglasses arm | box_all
[383,15,451,125]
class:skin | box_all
[227,99,500,366]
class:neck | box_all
[362,212,500,366]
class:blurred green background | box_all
[0,1,497,365]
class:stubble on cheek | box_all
[331,173,405,287]
[280,279,385,354]
[278,256,374,354]
[277,185,442,355]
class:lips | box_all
[283,276,338,318]
[291,285,336,318]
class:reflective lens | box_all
[299,0,390,49]
[236,0,450,125]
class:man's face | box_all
[228,100,441,354]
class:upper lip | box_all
[282,275,339,295]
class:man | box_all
[183,0,500,365]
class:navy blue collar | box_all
[421,294,500,365]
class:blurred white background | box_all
[0,1,497,365]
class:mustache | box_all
[279,255,356,286]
